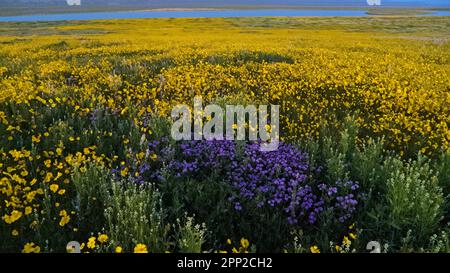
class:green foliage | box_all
[104,179,169,253]
[175,214,207,253]
[30,181,70,252]
[400,229,450,253]
[159,173,236,250]
[435,153,450,224]
[299,117,448,252]
[71,164,110,238]
[386,155,444,245]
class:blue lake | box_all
[0,9,449,22]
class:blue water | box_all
[424,10,450,16]
[0,9,448,22]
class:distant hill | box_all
[0,0,448,8]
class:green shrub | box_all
[386,155,444,245]
[400,229,450,253]
[104,180,169,253]
[29,180,71,252]
[435,152,450,223]
[350,138,384,192]
[159,174,237,251]
[175,214,207,253]
[300,117,447,252]
[71,164,110,238]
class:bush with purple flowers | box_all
[166,140,360,230]
[318,180,360,224]
[112,137,362,251]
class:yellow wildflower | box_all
[121,167,129,177]
[59,210,70,227]
[98,234,108,243]
[134,244,148,253]
[22,243,41,253]
[343,236,351,247]
[25,206,32,215]
[310,246,320,253]
[50,184,59,193]
[32,135,41,143]
[240,238,250,249]
[3,210,23,224]
[87,237,96,249]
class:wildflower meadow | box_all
[0,16,449,254]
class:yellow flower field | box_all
[1,17,448,154]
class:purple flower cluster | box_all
[227,142,324,224]
[114,139,360,227]
[168,140,236,177]
[318,180,360,223]
[167,140,360,226]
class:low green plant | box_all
[159,174,237,251]
[400,229,450,253]
[175,214,207,253]
[104,179,169,253]
[435,152,450,223]
[386,155,444,246]
[71,163,110,238]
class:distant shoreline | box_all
[141,8,220,12]
[0,5,449,17]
